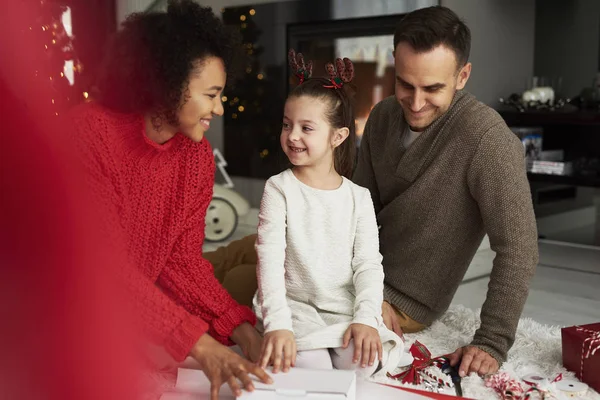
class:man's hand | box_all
[448,346,499,377]
[231,322,263,363]
[259,330,296,373]
[190,334,272,400]
[382,301,404,341]
[343,323,383,368]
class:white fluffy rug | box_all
[143,305,600,399]
[371,305,600,399]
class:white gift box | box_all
[169,367,356,400]
[161,366,431,400]
[239,367,356,399]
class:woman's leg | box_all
[221,263,257,308]
[330,343,379,379]
[294,349,334,370]
[204,234,258,307]
[391,305,428,333]
[204,234,257,282]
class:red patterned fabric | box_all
[71,103,256,362]
[388,341,446,384]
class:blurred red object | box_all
[0,2,141,399]
[397,385,469,399]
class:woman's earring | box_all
[150,113,163,132]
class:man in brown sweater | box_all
[353,6,539,377]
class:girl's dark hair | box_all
[288,78,356,179]
[96,0,242,125]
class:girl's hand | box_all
[342,323,383,368]
[259,330,296,373]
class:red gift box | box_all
[562,322,600,393]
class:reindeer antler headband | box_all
[324,57,354,89]
[288,49,313,84]
[289,49,355,90]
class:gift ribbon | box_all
[486,372,525,399]
[487,373,574,400]
[575,326,600,382]
[387,341,447,385]
[524,374,567,400]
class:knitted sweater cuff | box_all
[264,321,294,334]
[383,284,436,325]
[469,342,506,366]
[165,313,209,362]
[211,304,257,344]
[352,316,379,330]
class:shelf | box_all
[527,172,600,188]
[498,109,600,127]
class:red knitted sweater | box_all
[71,103,256,362]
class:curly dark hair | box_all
[96,0,243,125]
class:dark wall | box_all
[534,0,600,98]
[222,0,331,179]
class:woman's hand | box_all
[259,330,296,373]
[190,333,272,400]
[231,322,263,363]
[342,323,383,368]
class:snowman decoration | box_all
[204,149,251,242]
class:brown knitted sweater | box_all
[353,91,538,363]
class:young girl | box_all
[253,52,403,379]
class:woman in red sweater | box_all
[71,1,270,398]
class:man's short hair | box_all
[394,6,471,68]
